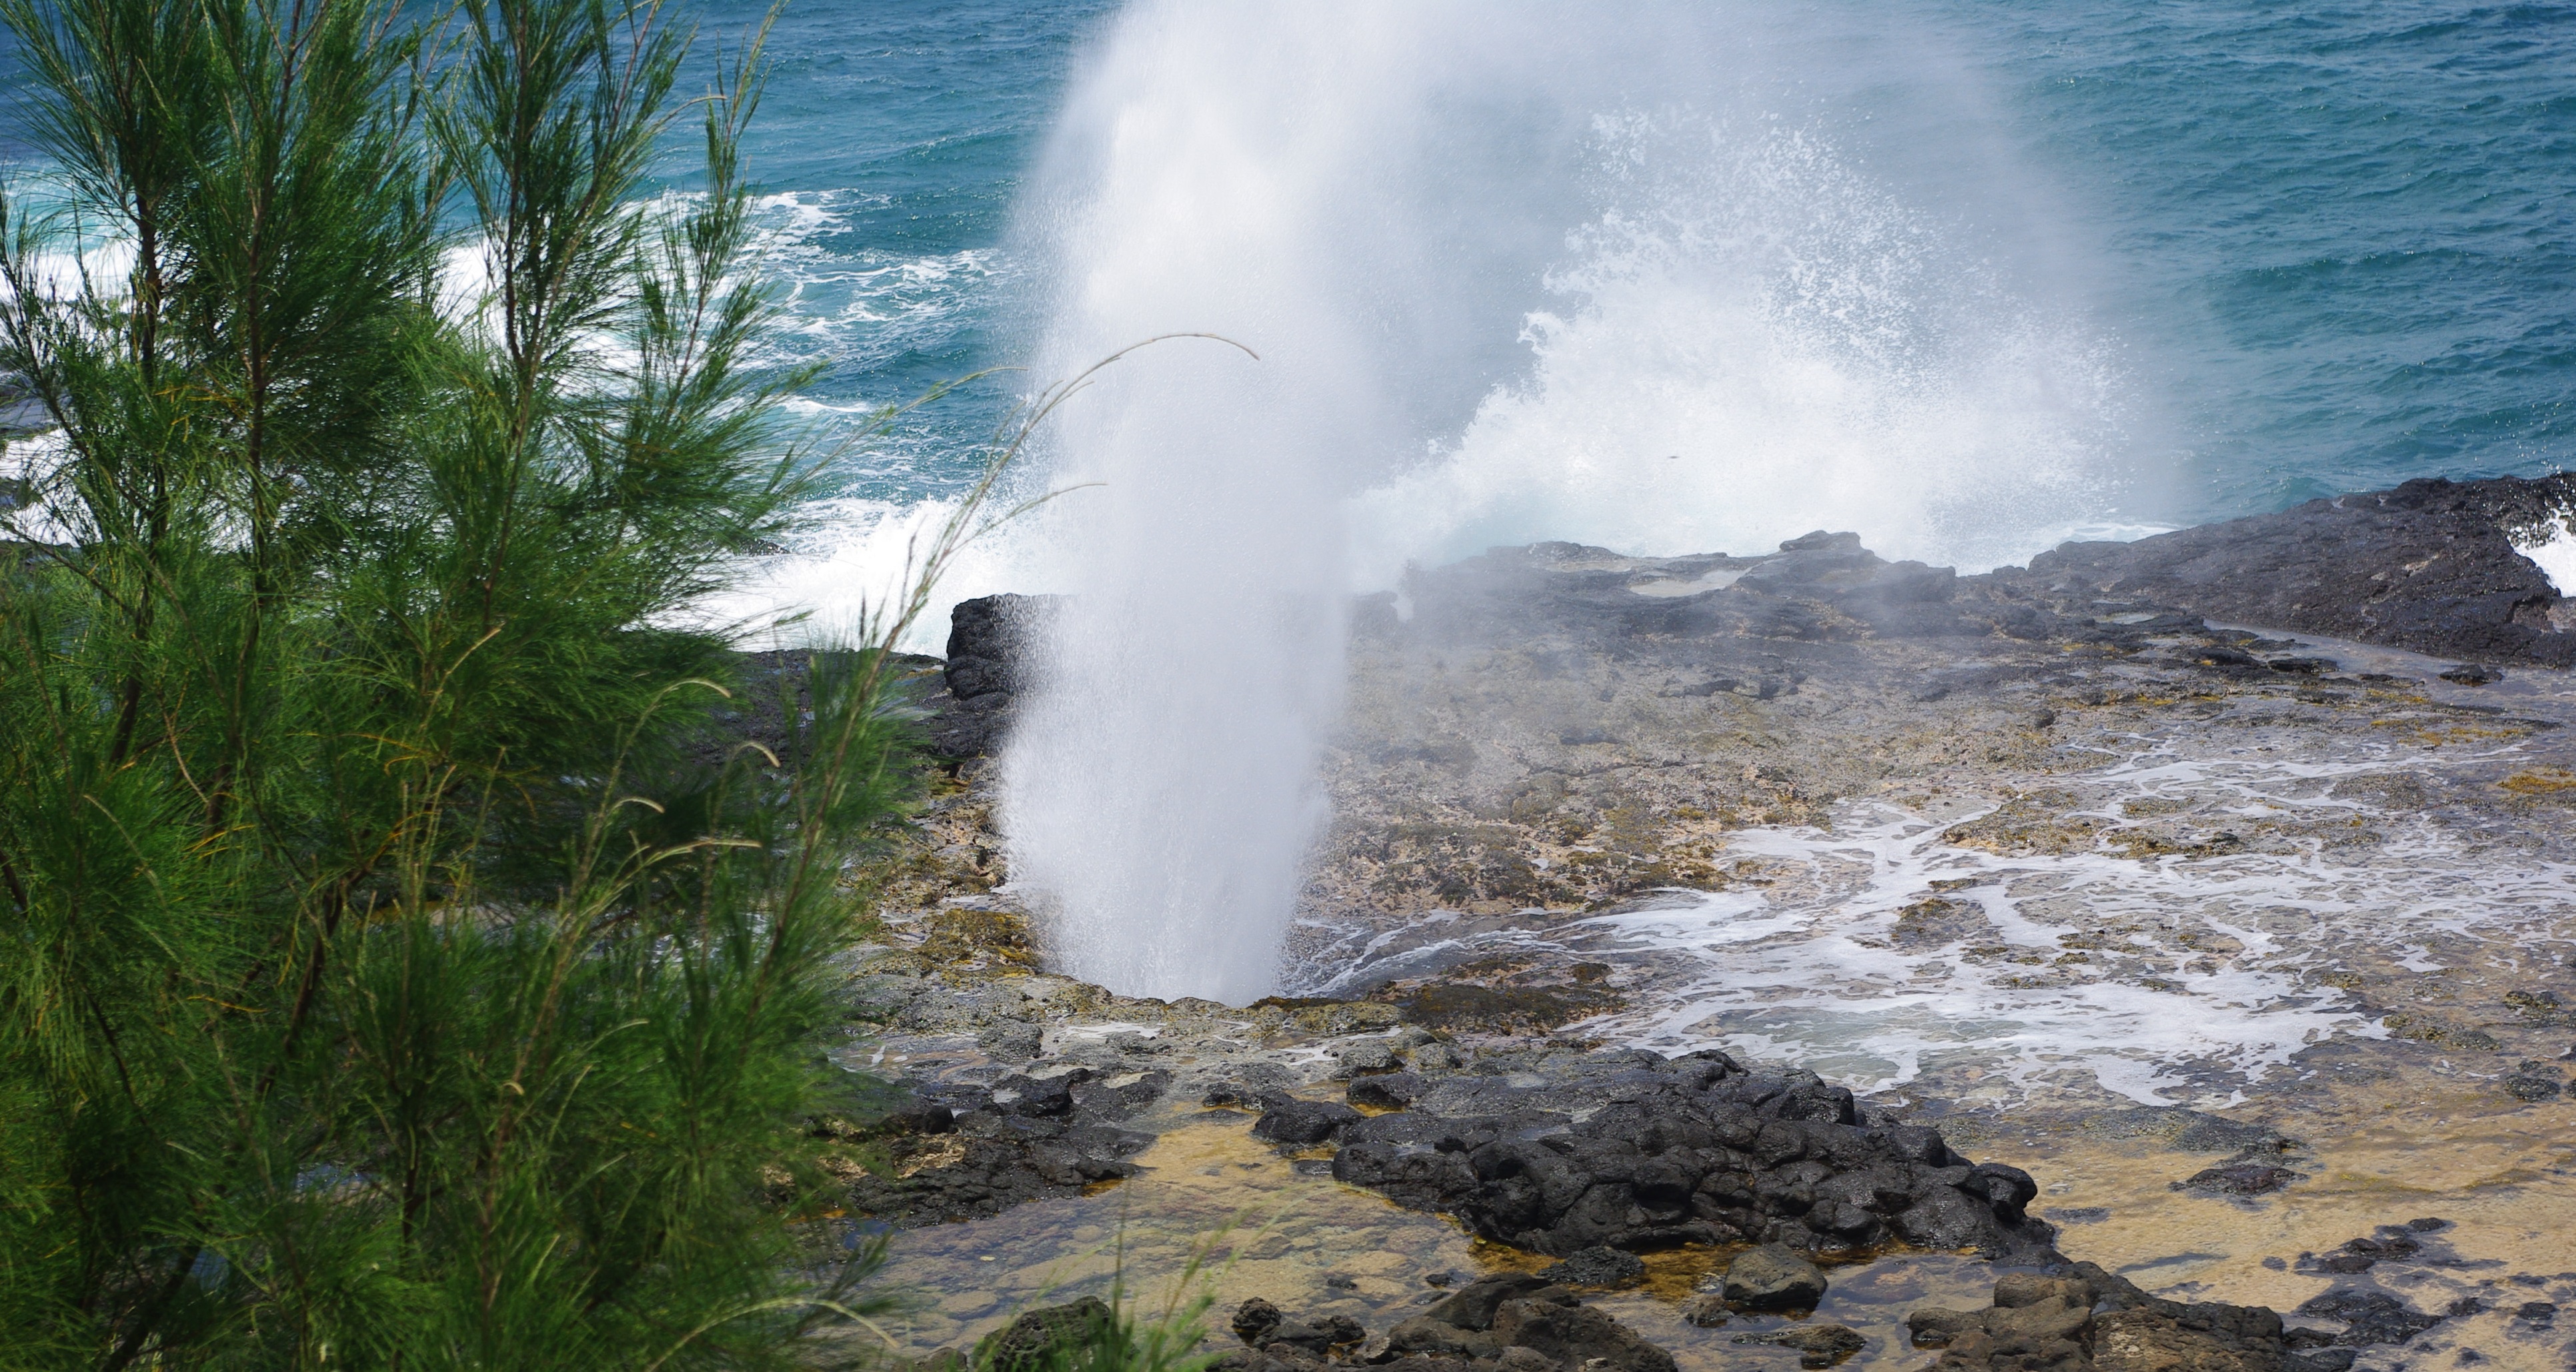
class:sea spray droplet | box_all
[1000,0,2131,1002]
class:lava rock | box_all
[2501,1063,2563,1102]
[1537,1245,1646,1289]
[1326,1050,2057,1260]
[1346,1072,1428,1110]
[1269,1317,1363,1355]
[2026,474,2576,667]
[1332,1040,1400,1077]
[976,1297,1114,1372]
[1070,1071,1170,1122]
[1225,1297,1366,1363]
[1738,1323,1866,1369]
[1420,1274,1555,1333]
[842,1116,1147,1225]
[1676,1294,1731,1328]
[931,594,1062,756]
[1250,1097,1363,1145]
[1231,1297,1284,1345]
[2179,1163,2299,1196]
[1917,1264,2291,1372]
[2294,1289,2446,1347]
[992,1073,1076,1118]
[1489,1292,1677,1372]
[978,1021,1043,1061]
[1720,1245,1829,1311]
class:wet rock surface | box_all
[1537,1246,1648,1290]
[832,1065,1164,1224]
[1714,1247,1828,1312]
[2025,475,2576,668]
[1213,1277,1680,1372]
[828,475,2576,1369]
[1326,1048,2059,1261]
[1909,1266,2295,1372]
[973,1297,1117,1372]
[1736,1322,1866,1369]
[926,592,1059,757]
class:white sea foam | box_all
[695,493,1064,652]
[2517,519,2576,596]
[1348,116,2133,581]
[1288,738,2576,1107]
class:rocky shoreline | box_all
[822,474,2576,1371]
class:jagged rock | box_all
[1421,1273,1556,1331]
[1233,1298,1286,1345]
[1333,1040,1400,1077]
[1251,1313,1362,1355]
[1386,1314,1502,1362]
[1348,1072,1429,1110]
[2093,1305,2278,1372]
[842,1079,1154,1224]
[1327,1049,2058,1259]
[1718,1245,1828,1310]
[1220,1298,1368,1371]
[1378,1273,1678,1372]
[2179,1163,2299,1196]
[1676,1295,1730,1328]
[2292,1289,2445,1347]
[1252,1095,1364,1145]
[1912,1264,2291,1372]
[2501,1062,2563,1102]
[978,1020,1043,1061]
[2027,474,2576,666]
[1536,1245,1646,1289]
[1488,1291,1676,1372]
[930,593,1061,756]
[976,1297,1115,1372]
[1738,1323,1866,1368]
[991,1073,1075,1118]
[2293,1226,2438,1278]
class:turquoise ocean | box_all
[694,0,2573,533]
[9,2,2573,615]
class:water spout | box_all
[1002,0,2135,1003]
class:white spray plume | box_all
[1001,0,2141,1003]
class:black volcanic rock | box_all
[1252,1095,1363,1145]
[1324,1048,2059,1260]
[1538,1245,1647,1289]
[1718,1244,1828,1310]
[930,593,1060,756]
[1912,1265,2295,1372]
[2027,475,2576,666]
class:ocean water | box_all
[676,0,2573,628]
[11,2,2563,610]
[0,1,2567,1081]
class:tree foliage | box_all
[0,1,968,1365]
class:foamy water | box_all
[2518,522,2576,597]
[1291,721,2576,1109]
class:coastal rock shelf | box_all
[846,473,2576,1371]
[2028,475,2576,668]
[1310,1049,2059,1262]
